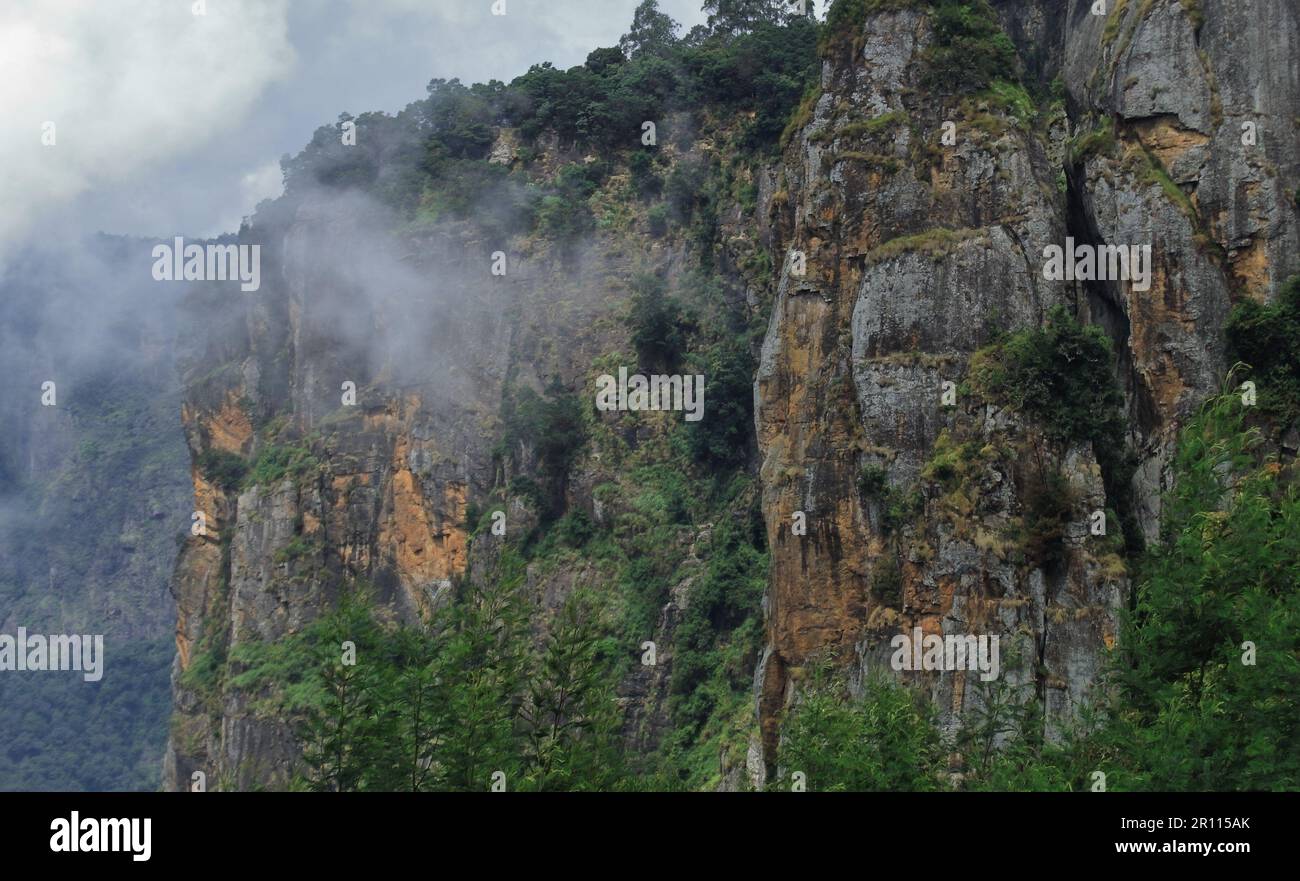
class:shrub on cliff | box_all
[684,339,755,471]
[924,0,1019,91]
[971,306,1124,449]
[969,307,1137,559]
[499,380,587,521]
[1225,273,1300,428]
[628,273,690,373]
[196,449,247,492]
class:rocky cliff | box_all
[162,0,1299,790]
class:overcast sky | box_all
[1,0,709,255]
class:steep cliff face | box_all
[1061,0,1300,524]
[161,173,721,787]
[161,0,1298,791]
[751,0,1298,772]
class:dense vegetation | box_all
[0,639,174,791]
[0,257,190,791]
[230,570,633,792]
[272,0,819,235]
[823,0,1018,92]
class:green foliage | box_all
[953,654,1097,791]
[628,149,663,201]
[1069,115,1117,163]
[1020,466,1077,566]
[923,0,1019,92]
[413,159,532,239]
[669,503,768,734]
[687,17,820,150]
[780,85,821,149]
[971,307,1134,557]
[684,339,755,471]
[533,161,607,241]
[499,379,588,521]
[777,663,942,791]
[646,203,670,237]
[1225,274,1300,428]
[243,443,318,490]
[0,639,174,791]
[274,534,317,564]
[980,79,1036,127]
[620,1,680,59]
[664,155,713,225]
[703,0,801,34]
[1107,390,1300,788]
[196,449,247,491]
[422,78,497,163]
[550,508,596,548]
[232,570,628,792]
[870,556,903,606]
[857,464,921,532]
[971,306,1125,449]
[857,463,888,497]
[518,597,627,790]
[628,273,690,372]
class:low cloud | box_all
[0,0,296,256]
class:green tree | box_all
[704,0,802,34]
[1225,273,1300,427]
[433,574,529,791]
[685,340,755,471]
[500,379,588,521]
[924,0,1019,91]
[518,597,627,790]
[374,627,446,792]
[297,592,389,792]
[1110,388,1300,789]
[777,662,942,791]
[619,0,681,59]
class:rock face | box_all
[750,0,1298,773]
[1061,0,1300,531]
[163,200,513,788]
[162,1,1299,790]
[161,186,694,788]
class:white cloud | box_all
[231,158,286,232]
[0,1,713,251]
[0,0,296,255]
